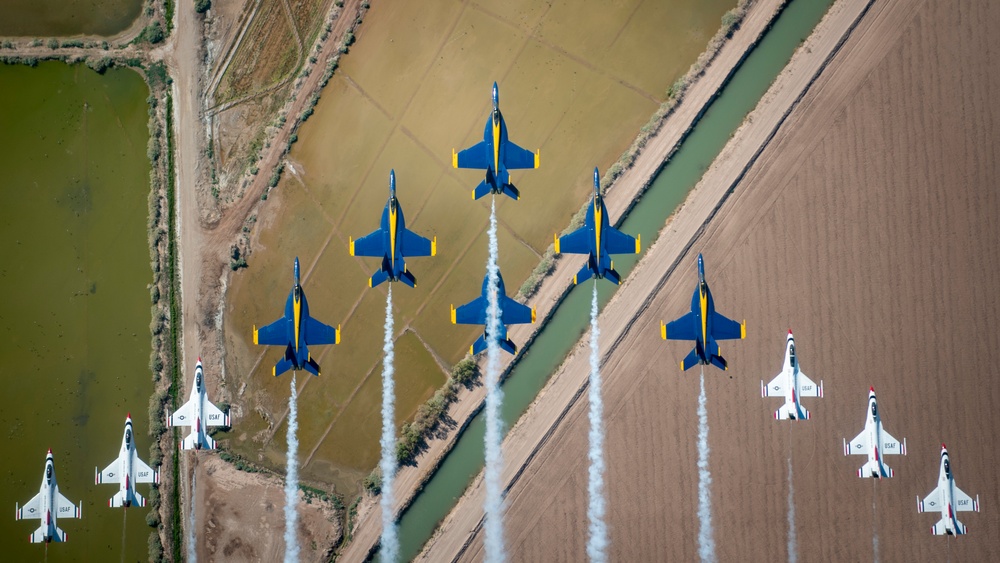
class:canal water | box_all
[387,0,835,559]
[0,62,154,562]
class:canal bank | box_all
[416,0,879,559]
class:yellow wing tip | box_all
[741,321,746,339]
[272,365,277,377]
[660,321,666,340]
[534,149,540,168]
[432,237,437,257]
[469,344,474,355]
[636,234,641,254]
[680,360,685,371]
[336,325,342,345]
[368,277,373,288]
[573,274,578,285]
[553,234,560,254]
[531,308,537,323]
[349,237,355,256]
[450,305,456,324]
[253,325,258,345]
[471,189,475,200]
[452,149,458,168]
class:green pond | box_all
[0,62,155,562]
[384,0,836,559]
[0,0,143,37]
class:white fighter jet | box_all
[167,358,230,450]
[917,444,980,535]
[843,387,906,478]
[95,414,159,507]
[15,449,81,543]
[761,330,823,420]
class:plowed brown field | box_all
[437,0,1000,560]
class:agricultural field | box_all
[443,0,1000,560]
[223,0,737,496]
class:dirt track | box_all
[420,0,1000,561]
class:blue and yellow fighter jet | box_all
[452,82,539,201]
[349,170,436,287]
[660,254,745,371]
[253,257,341,376]
[451,269,536,355]
[554,167,641,285]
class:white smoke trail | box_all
[379,287,399,562]
[587,282,608,562]
[786,456,796,563]
[483,196,506,563]
[697,369,716,562]
[872,479,879,563]
[284,374,300,563]
[188,471,198,563]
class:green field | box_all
[0,62,153,562]
[224,0,736,495]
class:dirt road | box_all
[422,0,1000,560]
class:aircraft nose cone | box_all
[492,82,499,106]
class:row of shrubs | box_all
[362,357,480,495]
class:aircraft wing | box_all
[846,429,870,455]
[455,141,491,169]
[204,401,228,427]
[305,316,339,346]
[919,484,944,512]
[954,485,979,512]
[132,451,157,484]
[797,372,822,397]
[762,372,787,397]
[503,139,538,170]
[169,398,196,427]
[401,228,434,258]
[711,311,745,341]
[351,229,385,258]
[55,492,80,519]
[453,296,487,325]
[501,295,534,325]
[557,225,594,255]
[97,459,121,484]
[254,317,287,346]
[663,311,698,341]
[880,429,905,455]
[16,492,42,520]
[604,226,639,255]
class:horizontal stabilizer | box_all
[933,517,965,536]
[680,348,701,371]
[273,356,294,378]
[858,459,892,479]
[776,402,809,421]
[573,263,595,285]
[471,335,517,356]
[398,269,417,288]
[31,525,66,543]
[303,356,321,377]
[369,268,390,288]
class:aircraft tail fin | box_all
[369,269,390,288]
[709,354,728,371]
[398,269,416,288]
